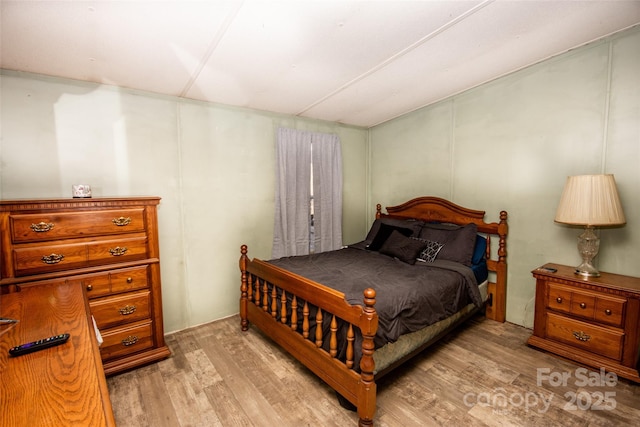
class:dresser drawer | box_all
[9,209,146,243]
[84,265,150,299]
[87,236,148,266]
[13,241,89,276]
[99,320,154,361]
[546,312,623,361]
[91,290,151,329]
[12,236,148,276]
[82,272,112,298]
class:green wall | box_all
[0,72,368,332]
[369,26,640,327]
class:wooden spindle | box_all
[346,324,354,369]
[280,290,287,324]
[254,278,261,306]
[330,315,338,357]
[262,280,268,311]
[271,285,277,318]
[247,275,254,303]
[302,302,310,339]
[485,235,491,260]
[291,296,298,331]
[315,308,323,347]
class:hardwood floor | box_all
[107,314,640,426]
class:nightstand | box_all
[527,263,640,383]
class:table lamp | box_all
[554,174,626,277]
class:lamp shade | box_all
[555,174,626,226]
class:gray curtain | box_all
[272,128,342,258]
[272,128,312,258]
[312,132,342,253]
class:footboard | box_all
[239,245,378,427]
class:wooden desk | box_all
[0,281,116,426]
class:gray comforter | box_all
[268,246,482,349]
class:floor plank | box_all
[108,314,640,426]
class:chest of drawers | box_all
[0,197,170,375]
[527,263,640,382]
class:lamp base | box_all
[575,263,600,278]
[574,226,600,278]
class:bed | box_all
[239,196,508,427]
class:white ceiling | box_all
[2,1,639,128]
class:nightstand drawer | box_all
[570,292,596,318]
[546,312,623,361]
[9,209,146,243]
[547,283,573,313]
[594,296,626,327]
[546,283,625,326]
[547,283,596,317]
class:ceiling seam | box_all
[179,0,245,98]
[294,0,495,118]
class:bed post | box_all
[240,245,249,331]
[358,288,378,427]
[375,204,382,219]
[493,211,508,322]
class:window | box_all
[272,128,342,258]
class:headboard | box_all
[376,196,508,322]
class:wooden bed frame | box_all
[239,197,508,426]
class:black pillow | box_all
[364,218,422,244]
[367,223,414,251]
[418,222,478,266]
[379,230,428,265]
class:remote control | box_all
[538,267,557,273]
[9,333,70,357]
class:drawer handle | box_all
[41,253,64,264]
[121,335,139,346]
[86,284,93,291]
[127,277,133,283]
[119,305,137,315]
[556,297,563,303]
[109,246,128,256]
[579,302,587,309]
[31,222,55,232]
[572,331,591,342]
[112,217,132,226]
[605,309,612,316]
